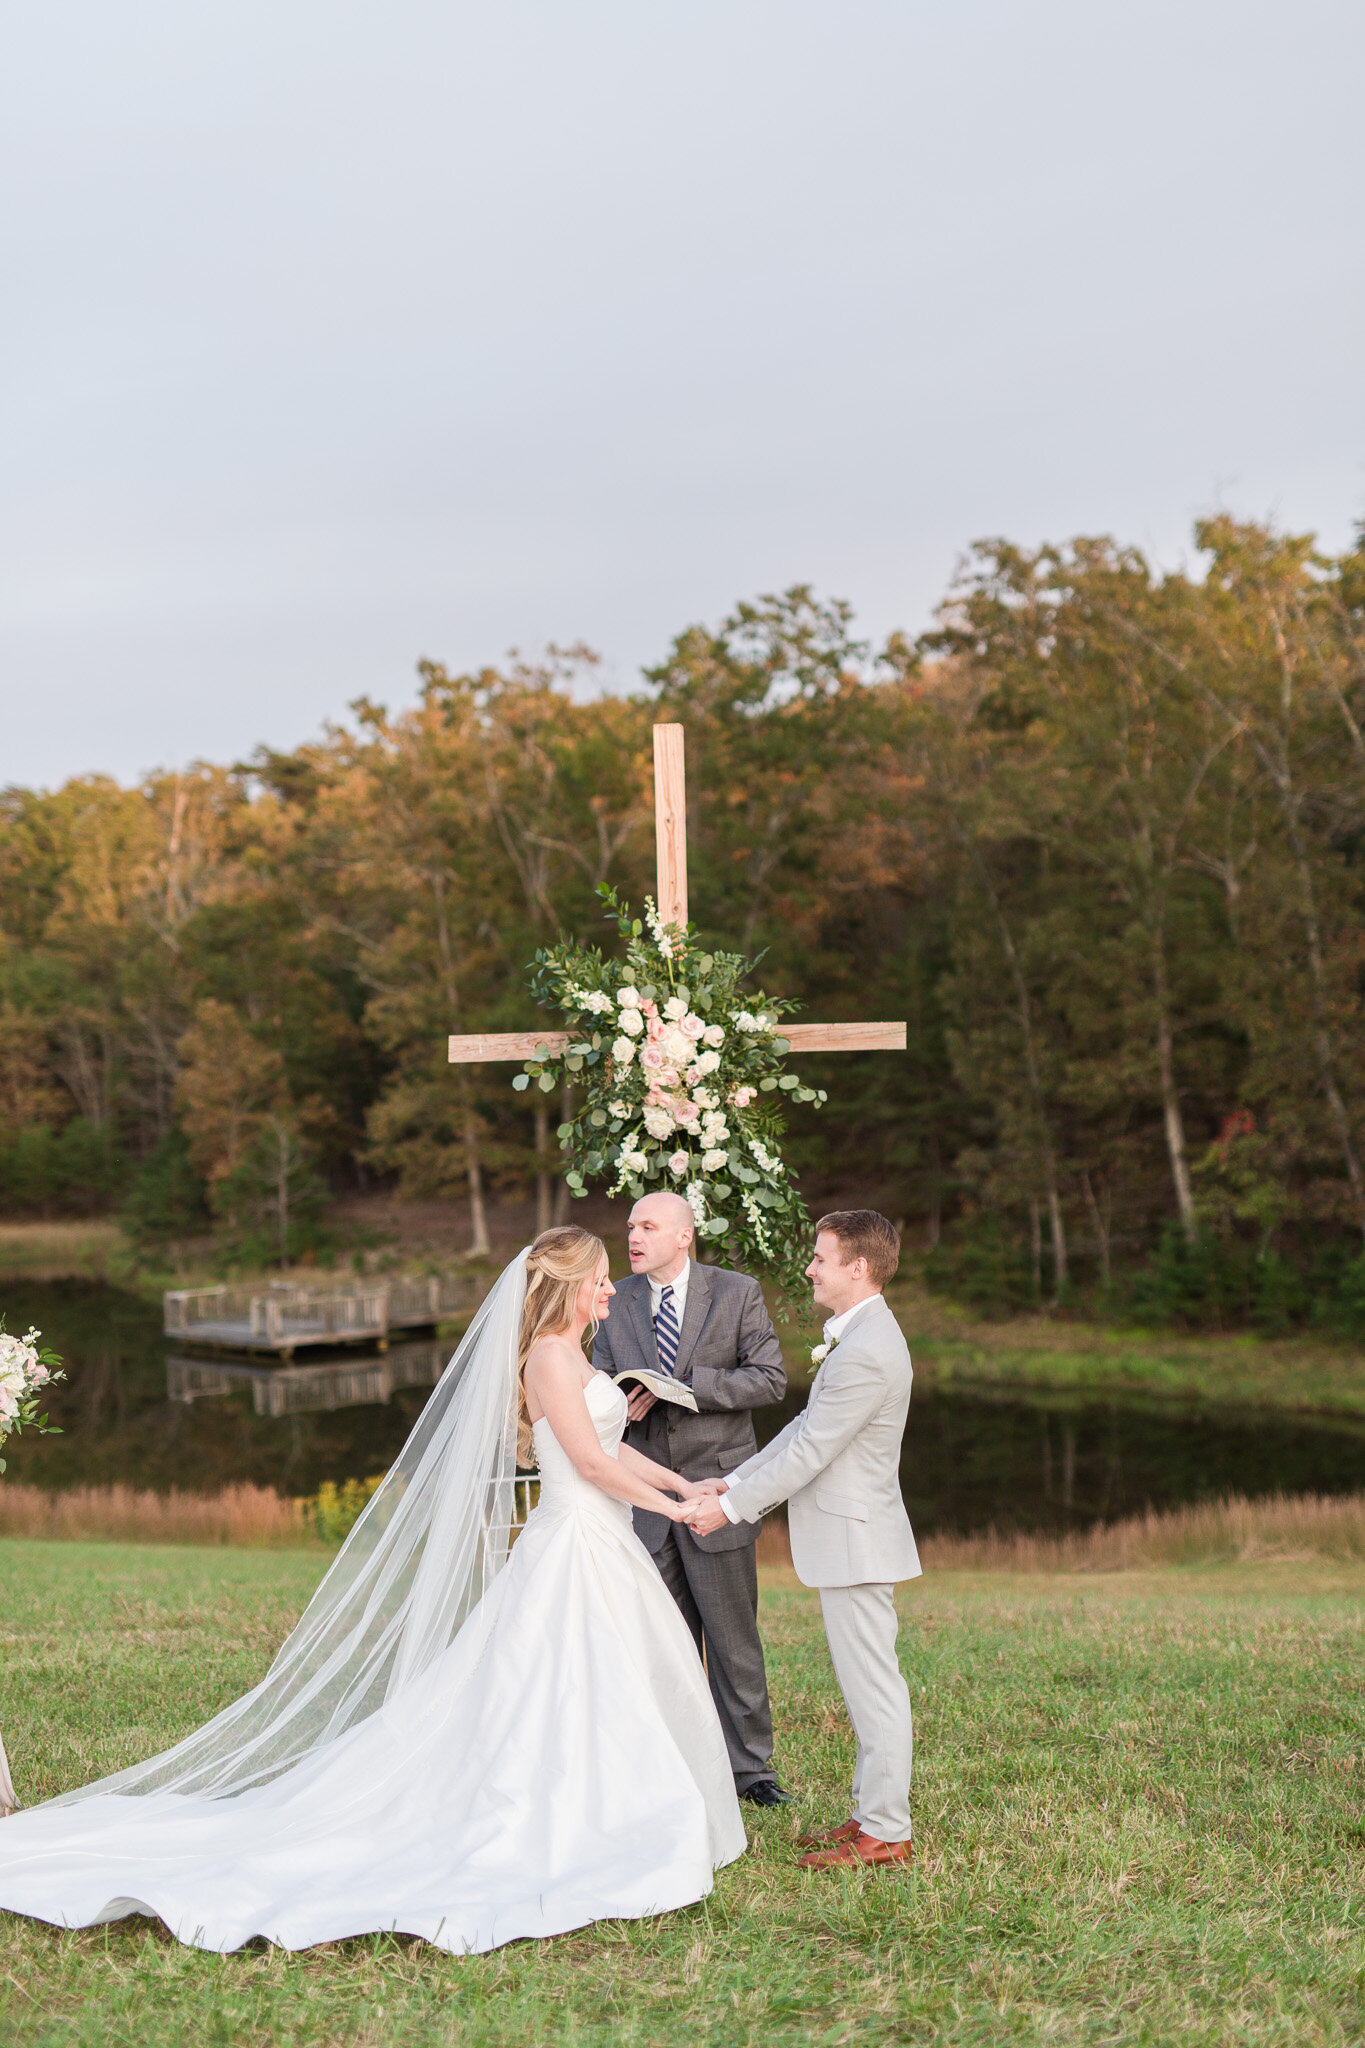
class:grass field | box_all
[2,1542,1363,2046]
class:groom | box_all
[593,1190,790,1806]
[687,1210,919,1868]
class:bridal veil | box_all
[47,1251,531,1808]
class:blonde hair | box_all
[516,1226,607,1467]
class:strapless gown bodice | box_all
[0,1367,745,1954]
[530,1371,632,1528]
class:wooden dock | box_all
[162,1274,486,1357]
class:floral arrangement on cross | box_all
[515,888,827,1306]
[0,1320,64,1475]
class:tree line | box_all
[3,515,1365,1325]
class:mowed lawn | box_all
[1,1543,1363,2047]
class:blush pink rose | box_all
[681,1014,705,1041]
[640,1045,665,1072]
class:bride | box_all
[0,1228,746,1954]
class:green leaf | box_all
[760,1077,778,1092]
[779,1074,798,1090]
[772,1037,790,1055]
[512,1073,531,1091]
[704,1217,729,1237]
[538,1072,556,1092]
[631,920,642,936]
[565,1171,584,1190]
[557,1123,573,1140]
[698,955,714,973]
[709,1182,732,1199]
[589,1109,607,1127]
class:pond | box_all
[5,1281,1365,1534]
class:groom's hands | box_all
[686,1491,731,1538]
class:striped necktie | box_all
[654,1283,680,1377]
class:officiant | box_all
[593,1190,790,1806]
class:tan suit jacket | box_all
[722,1293,920,1588]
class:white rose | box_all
[618,1007,643,1037]
[617,985,642,1010]
[608,1099,629,1116]
[734,1011,757,1032]
[0,1385,17,1422]
[810,1343,829,1366]
[695,1049,722,1076]
[668,1150,690,1177]
[643,1106,676,1139]
[702,1024,725,1048]
[620,1147,647,1175]
[701,1148,728,1172]
[691,1088,717,1109]
[0,1363,25,1396]
[663,1027,691,1064]
[701,1116,729,1144]
[662,996,687,1022]
[612,1037,636,1065]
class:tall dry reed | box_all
[757,1490,1365,1575]
[5,1482,1365,1568]
[0,1482,308,1546]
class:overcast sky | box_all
[3,0,1361,790]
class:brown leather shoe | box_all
[795,1818,862,1848]
[798,1830,913,1871]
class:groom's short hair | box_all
[814,1210,900,1289]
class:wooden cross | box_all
[449,723,907,1065]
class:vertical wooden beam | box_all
[652,723,688,930]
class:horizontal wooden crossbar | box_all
[448,1020,906,1064]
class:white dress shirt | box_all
[648,1258,690,1327]
[820,1293,879,1346]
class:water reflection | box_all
[5,1280,1365,1532]
[166,1344,448,1418]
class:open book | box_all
[611,1369,699,1413]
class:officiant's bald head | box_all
[627,1191,694,1282]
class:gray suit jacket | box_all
[592,1262,787,1554]
[723,1293,920,1588]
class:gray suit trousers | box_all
[651,1522,773,1791]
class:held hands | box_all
[685,1494,731,1538]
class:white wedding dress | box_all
[0,1373,745,1953]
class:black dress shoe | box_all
[738,1779,791,1807]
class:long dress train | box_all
[0,1375,746,1953]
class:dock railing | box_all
[163,1272,488,1351]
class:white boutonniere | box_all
[809,1337,839,1367]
